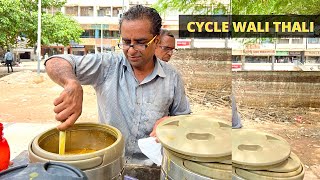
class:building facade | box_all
[232,37,320,71]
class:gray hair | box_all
[160,28,175,38]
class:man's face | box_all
[155,35,175,62]
[120,19,158,69]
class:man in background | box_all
[155,29,177,62]
[4,50,13,73]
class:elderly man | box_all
[44,5,190,165]
[155,29,177,62]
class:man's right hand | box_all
[53,80,83,131]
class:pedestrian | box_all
[44,5,191,165]
[4,50,13,73]
[155,29,177,62]
[44,53,49,60]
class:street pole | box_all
[101,24,103,53]
[122,0,125,13]
[37,0,41,75]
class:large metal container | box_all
[28,123,124,180]
[232,164,305,180]
[232,129,305,180]
[161,149,231,180]
[157,114,232,180]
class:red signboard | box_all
[177,41,190,47]
[232,64,241,69]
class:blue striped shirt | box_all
[50,52,191,155]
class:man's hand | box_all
[150,116,170,142]
[53,80,83,130]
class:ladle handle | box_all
[59,130,66,155]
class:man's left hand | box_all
[150,116,170,142]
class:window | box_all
[112,31,120,38]
[46,7,61,15]
[232,55,241,63]
[291,38,303,44]
[308,38,320,44]
[103,31,111,38]
[277,38,289,44]
[80,6,94,16]
[81,30,95,38]
[112,7,122,17]
[97,7,111,17]
[245,56,270,63]
[65,6,78,16]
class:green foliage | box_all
[0,0,23,48]
[27,12,84,46]
[231,0,320,45]
[152,0,229,15]
[232,0,320,15]
[0,0,83,49]
[153,0,320,15]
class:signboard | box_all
[176,39,191,48]
[305,51,320,56]
[232,63,242,71]
[289,51,301,56]
[232,64,241,69]
[243,49,275,56]
[245,44,260,49]
[276,51,289,56]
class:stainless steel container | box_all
[232,164,305,180]
[28,123,124,180]
[161,149,231,180]
[232,129,305,180]
[157,114,232,180]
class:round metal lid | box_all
[232,161,285,171]
[232,129,291,166]
[156,115,231,158]
[234,163,304,180]
[0,162,87,180]
[249,164,303,177]
[167,148,231,163]
[232,152,302,172]
[267,152,302,172]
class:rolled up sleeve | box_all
[45,53,119,87]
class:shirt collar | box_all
[121,53,166,79]
[154,56,166,78]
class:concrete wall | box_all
[168,48,319,108]
[170,48,232,91]
[233,71,320,108]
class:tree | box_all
[153,0,229,15]
[153,0,320,15]
[232,0,320,15]
[27,12,84,46]
[0,0,23,48]
[0,0,83,49]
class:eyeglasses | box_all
[118,35,157,51]
[159,46,178,53]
